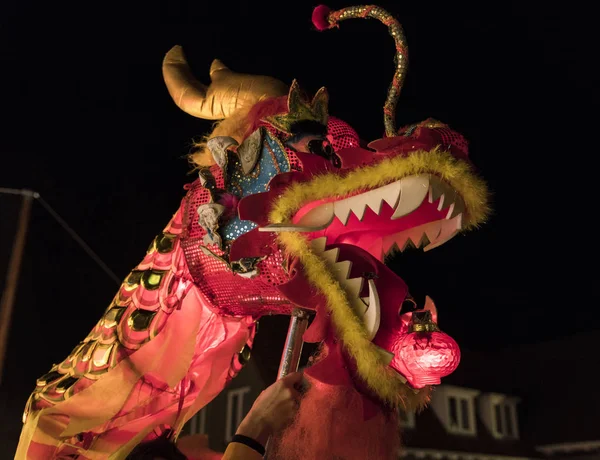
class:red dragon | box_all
[16,4,489,459]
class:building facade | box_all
[182,331,600,459]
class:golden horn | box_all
[162,45,288,120]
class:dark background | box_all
[0,0,597,448]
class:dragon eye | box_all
[308,139,341,168]
[307,139,328,157]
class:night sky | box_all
[0,0,597,413]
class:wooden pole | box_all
[0,190,35,386]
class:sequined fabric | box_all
[181,178,294,317]
[327,116,360,151]
[221,130,291,242]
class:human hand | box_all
[235,371,304,445]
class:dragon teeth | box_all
[310,237,327,254]
[391,175,430,220]
[340,277,364,300]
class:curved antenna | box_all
[312,4,408,137]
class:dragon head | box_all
[162,4,489,410]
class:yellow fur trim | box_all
[270,148,490,229]
[270,149,489,408]
[279,231,430,409]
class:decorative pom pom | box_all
[312,5,332,31]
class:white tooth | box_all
[390,233,408,252]
[363,279,381,340]
[350,201,368,221]
[445,202,455,219]
[322,247,340,265]
[351,297,368,316]
[424,221,443,243]
[440,188,456,212]
[424,214,463,251]
[448,195,465,219]
[405,235,420,250]
[392,175,430,220]
[380,181,402,209]
[402,228,425,250]
[436,194,446,211]
[345,181,402,218]
[428,175,445,204]
[296,203,334,228]
[382,237,397,255]
[399,235,413,252]
[333,200,353,225]
[361,296,370,307]
[310,237,327,254]
[341,277,364,300]
[332,260,352,282]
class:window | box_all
[504,404,514,436]
[188,407,207,435]
[478,393,519,439]
[225,386,251,442]
[492,402,518,439]
[495,404,503,435]
[449,397,458,426]
[447,396,473,433]
[429,385,479,436]
[460,398,470,430]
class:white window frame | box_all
[447,394,476,434]
[189,407,207,435]
[430,385,480,436]
[225,386,251,442]
[478,393,520,440]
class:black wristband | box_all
[230,434,266,456]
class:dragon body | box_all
[16,5,489,459]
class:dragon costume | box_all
[16,4,489,459]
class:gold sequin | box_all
[103,306,126,328]
[36,370,62,387]
[328,5,408,137]
[141,270,166,290]
[54,376,79,394]
[127,309,157,332]
[148,232,177,254]
[238,344,252,365]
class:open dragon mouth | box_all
[290,173,465,259]
[258,150,489,405]
[259,147,489,265]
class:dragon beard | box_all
[269,375,400,460]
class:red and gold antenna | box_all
[312,4,408,138]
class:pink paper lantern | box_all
[392,311,461,388]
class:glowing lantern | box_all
[393,310,461,388]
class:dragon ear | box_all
[287,80,303,112]
[311,86,329,125]
[423,295,438,324]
